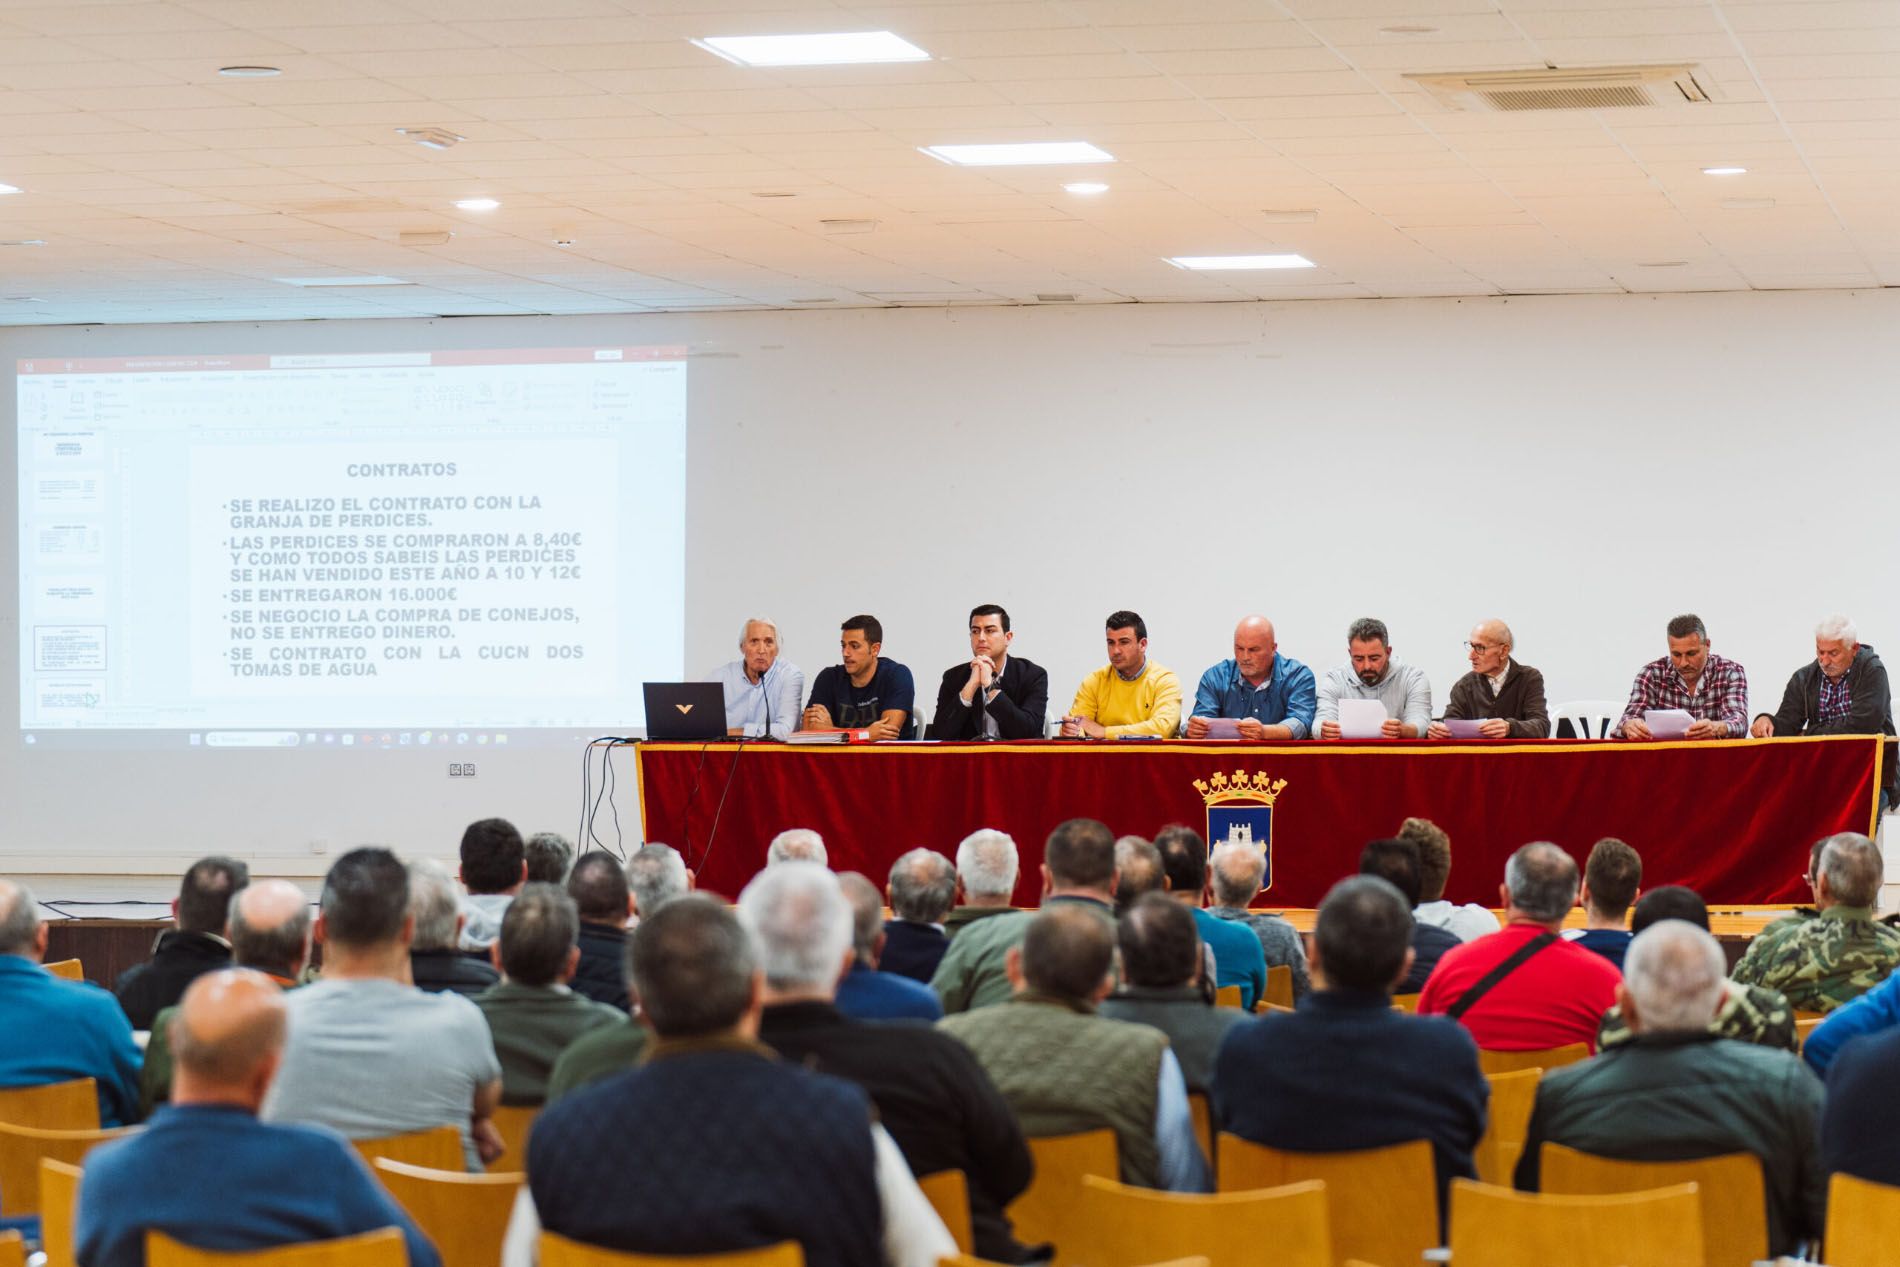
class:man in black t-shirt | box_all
[803,613,916,740]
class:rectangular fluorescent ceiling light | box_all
[275,275,413,288]
[1168,254,1315,271]
[694,32,928,66]
[923,141,1114,167]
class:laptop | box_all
[643,682,728,740]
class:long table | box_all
[632,735,1882,908]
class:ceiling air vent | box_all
[1407,64,1712,113]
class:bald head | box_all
[227,879,310,980]
[1234,615,1279,683]
[1474,619,1512,649]
[0,879,45,959]
[169,968,289,1108]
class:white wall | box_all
[6,288,1897,893]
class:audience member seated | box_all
[1154,824,1267,1011]
[1820,1025,1900,1188]
[767,827,828,867]
[566,851,634,1010]
[474,884,622,1107]
[1112,835,1166,915]
[1418,841,1621,1051]
[1214,876,1487,1220]
[77,969,438,1267]
[1515,920,1825,1258]
[932,818,1117,1014]
[0,878,142,1126]
[835,874,943,1022]
[142,879,312,1116]
[506,896,955,1267]
[739,864,1034,1263]
[1597,886,1796,1052]
[1205,841,1311,1001]
[945,829,1019,937]
[408,858,500,997]
[1403,817,1501,943]
[1358,837,1461,993]
[1100,894,1241,1093]
[114,856,248,1029]
[1800,931,1900,1075]
[459,817,528,952]
[627,842,695,928]
[1731,831,1900,1013]
[525,832,574,885]
[262,848,503,1171]
[1565,838,1640,969]
[939,905,1207,1192]
[881,849,956,983]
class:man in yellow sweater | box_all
[1061,611,1183,739]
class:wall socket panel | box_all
[448,763,478,777]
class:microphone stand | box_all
[973,661,994,743]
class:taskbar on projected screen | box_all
[19,728,622,751]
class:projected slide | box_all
[18,347,686,747]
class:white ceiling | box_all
[0,0,1894,324]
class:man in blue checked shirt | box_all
[1184,615,1317,740]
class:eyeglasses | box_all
[1464,642,1497,654]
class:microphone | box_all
[974,659,993,742]
[761,667,773,741]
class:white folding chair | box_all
[1550,699,1624,740]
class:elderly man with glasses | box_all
[1429,619,1550,739]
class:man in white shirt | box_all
[709,617,805,740]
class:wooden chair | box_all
[370,1158,523,1267]
[1824,1169,1900,1267]
[1263,965,1294,1010]
[1537,1144,1766,1267]
[1066,1174,1330,1267]
[43,959,84,982]
[0,1079,99,1130]
[0,1121,134,1217]
[1214,985,1244,1010]
[1473,1068,1541,1186]
[540,1234,803,1267]
[1005,1130,1118,1254]
[1446,1178,1703,1267]
[1389,993,1420,1013]
[146,1228,408,1267]
[1795,1016,1825,1050]
[40,1158,83,1267]
[1476,1044,1589,1076]
[1187,1092,1214,1174]
[1216,1134,1436,1267]
[487,1105,539,1172]
[916,1170,973,1256]
[0,1232,22,1267]
[350,1125,464,1171]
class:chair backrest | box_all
[40,1158,83,1267]
[1070,1173,1330,1267]
[1448,1178,1703,1267]
[1794,1016,1825,1050]
[351,1124,465,1171]
[371,1159,523,1267]
[539,1234,804,1267]
[0,1079,100,1131]
[1472,1068,1542,1186]
[487,1105,539,1172]
[1548,700,1625,741]
[1538,1144,1766,1267]
[146,1228,408,1267]
[1005,1129,1119,1253]
[0,1232,21,1267]
[915,1170,973,1256]
[42,960,84,982]
[0,1120,135,1217]
[1262,966,1294,1010]
[1216,1134,1436,1267]
[1186,1092,1214,1175]
[1390,993,1420,1014]
[1825,1169,1900,1267]
[1476,1044,1589,1076]
[1213,985,1244,1010]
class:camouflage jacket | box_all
[1730,906,1900,1013]
[1598,978,1797,1052]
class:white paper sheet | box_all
[1337,698,1389,738]
[1200,717,1242,740]
[1443,719,1485,739]
[1643,708,1694,739]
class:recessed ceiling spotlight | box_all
[0,238,44,246]
[1063,182,1110,195]
[923,141,1114,167]
[1167,254,1316,271]
[453,198,500,211]
[694,31,929,67]
[0,183,19,196]
[1702,166,1748,176]
[398,127,465,151]
[218,65,281,77]
[1379,24,1438,34]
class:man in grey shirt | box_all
[1316,617,1432,739]
[263,847,502,1171]
[1205,841,1310,1001]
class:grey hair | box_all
[1623,920,1727,1034]
[738,617,780,648]
[1819,832,1884,908]
[888,849,956,923]
[1347,616,1389,647]
[955,829,1019,902]
[838,872,884,960]
[226,880,311,978]
[1210,842,1267,908]
[736,861,852,990]
[627,844,691,917]
[524,832,574,885]
[1480,619,1514,650]
[1665,613,1708,642]
[767,828,827,868]
[1816,614,1859,645]
[1504,841,1580,923]
[0,880,41,956]
[406,858,462,951]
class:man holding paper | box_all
[1613,613,1747,740]
[1428,619,1550,739]
[1186,615,1316,740]
[1315,618,1432,740]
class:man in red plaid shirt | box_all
[1614,613,1748,741]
